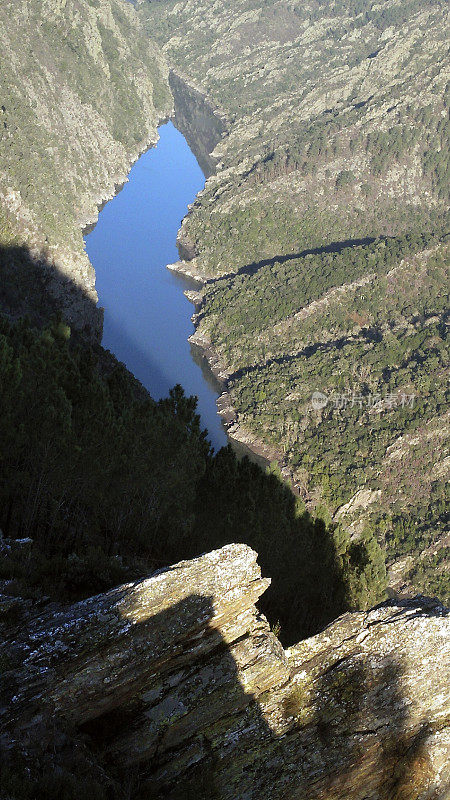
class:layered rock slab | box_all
[1,544,449,799]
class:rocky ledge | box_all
[1,544,449,798]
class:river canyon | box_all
[85,121,228,451]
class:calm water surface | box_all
[84,122,227,451]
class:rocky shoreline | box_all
[15,122,172,342]
[80,123,167,237]
[0,0,174,341]
[167,257,301,483]
[77,124,168,338]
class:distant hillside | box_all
[139,0,449,601]
[0,0,171,332]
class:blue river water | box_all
[84,121,228,451]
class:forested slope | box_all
[139,0,449,600]
[0,309,387,645]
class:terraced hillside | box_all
[139,0,449,599]
[0,0,171,332]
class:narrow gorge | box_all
[84,119,228,450]
[0,0,448,797]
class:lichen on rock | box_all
[1,544,448,798]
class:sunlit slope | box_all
[140,0,449,599]
[0,0,171,322]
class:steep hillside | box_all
[0,0,171,332]
[0,0,391,651]
[1,309,389,644]
[139,0,450,601]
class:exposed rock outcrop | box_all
[1,544,449,798]
[170,71,227,180]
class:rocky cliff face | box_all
[2,544,448,799]
[169,71,227,180]
[0,0,171,335]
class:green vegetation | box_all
[200,232,445,354]
[0,314,386,642]
[408,548,450,603]
[141,0,449,597]
[0,315,208,597]
[0,0,171,271]
[197,235,448,559]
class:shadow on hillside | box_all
[170,70,227,180]
[0,240,364,650]
[227,324,383,382]
[0,241,172,397]
[0,242,102,339]
[216,236,379,281]
[190,463,351,644]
